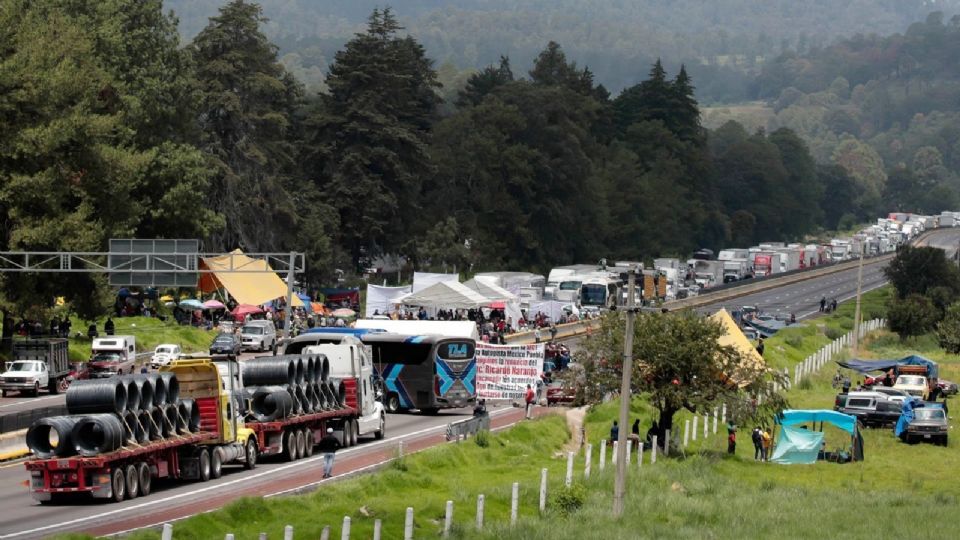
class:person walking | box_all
[761,428,772,462]
[752,427,763,460]
[610,420,619,443]
[533,327,542,344]
[524,384,536,419]
[549,324,558,342]
[819,297,826,312]
[727,427,737,455]
[319,427,341,478]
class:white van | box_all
[240,320,277,353]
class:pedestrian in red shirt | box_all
[525,384,535,419]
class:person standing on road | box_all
[319,427,341,478]
[819,297,826,312]
[525,383,536,419]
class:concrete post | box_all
[585,444,592,479]
[341,517,351,540]
[321,526,330,540]
[374,520,382,540]
[599,439,607,471]
[703,414,709,438]
[444,501,453,537]
[539,468,548,513]
[161,524,173,540]
[722,403,727,424]
[692,415,698,441]
[713,408,719,434]
[476,495,485,530]
[511,482,519,525]
[612,440,619,464]
[626,440,632,465]
[284,526,293,540]
[566,451,574,487]
[683,419,690,447]
[404,508,414,540]
[637,442,643,467]
[651,436,658,463]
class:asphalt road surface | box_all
[695,227,960,321]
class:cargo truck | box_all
[1,339,71,396]
[24,353,381,504]
[722,259,751,283]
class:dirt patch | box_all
[562,406,588,453]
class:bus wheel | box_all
[244,439,258,470]
[138,462,152,497]
[211,448,223,479]
[386,394,400,413]
[111,467,126,502]
[198,449,211,482]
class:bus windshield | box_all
[580,284,607,306]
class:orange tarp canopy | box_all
[198,249,303,307]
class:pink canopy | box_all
[231,304,264,321]
[202,299,226,310]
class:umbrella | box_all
[118,288,130,297]
[159,295,174,302]
[203,299,226,310]
[311,302,326,315]
[232,304,264,320]
[332,308,356,318]
[163,301,176,307]
[297,292,313,305]
[179,299,204,310]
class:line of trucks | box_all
[23,338,384,503]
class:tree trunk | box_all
[657,407,678,447]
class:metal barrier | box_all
[0,404,69,434]
[445,414,490,441]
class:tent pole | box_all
[283,252,295,340]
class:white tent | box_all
[412,272,459,293]
[461,278,517,301]
[365,284,413,317]
[402,280,490,309]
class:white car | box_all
[893,374,929,400]
[240,321,277,352]
[0,360,49,397]
[151,344,183,368]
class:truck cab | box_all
[0,360,48,396]
[89,335,137,377]
[304,342,385,440]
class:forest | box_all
[0,0,923,316]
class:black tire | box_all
[211,449,223,479]
[375,415,385,440]
[138,462,152,497]
[386,394,400,413]
[296,430,306,459]
[31,382,40,397]
[2,389,7,397]
[283,430,298,462]
[198,449,211,482]
[125,464,139,499]
[272,341,278,355]
[244,439,258,470]
[111,468,126,503]
[421,408,439,416]
[302,429,314,457]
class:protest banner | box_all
[476,342,544,400]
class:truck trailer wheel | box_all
[211,449,223,479]
[244,439,258,470]
[125,464,140,499]
[111,468,126,502]
[302,428,314,457]
[295,430,306,459]
[137,462,152,496]
[283,430,298,462]
[198,449,211,482]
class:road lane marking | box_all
[0,396,61,410]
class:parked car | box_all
[835,391,902,427]
[67,361,90,383]
[546,382,577,406]
[209,333,241,359]
[938,379,958,396]
[902,406,949,446]
[239,320,277,353]
[151,344,183,368]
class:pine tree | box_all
[669,65,703,144]
[307,8,440,265]
[456,56,514,108]
[191,0,302,252]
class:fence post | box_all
[443,501,453,537]
[321,526,330,540]
[585,444,592,479]
[511,482,519,525]
[284,526,293,540]
[664,429,670,456]
[161,524,173,540]
[599,439,607,471]
[398,440,404,458]
[713,408,719,434]
[225,535,234,540]
[404,507,414,540]
[722,402,727,423]
[626,439,633,464]
[259,534,268,540]
[341,517,351,540]
[683,419,690,447]
[374,519,382,540]
[637,442,643,467]
[692,415,698,441]
[539,468,548,514]
[476,494,485,530]
[612,440,618,464]
[651,436,658,463]
[566,451,574,487]
[703,414,708,438]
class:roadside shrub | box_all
[550,483,587,517]
[824,327,843,340]
[474,429,490,448]
[888,294,939,339]
[784,335,803,348]
[798,377,813,391]
[936,302,960,354]
[391,448,408,472]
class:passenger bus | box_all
[285,332,476,414]
[579,275,623,311]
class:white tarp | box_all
[526,300,576,321]
[412,272,459,293]
[402,280,490,309]
[354,319,480,340]
[365,284,412,317]
[476,342,545,400]
[462,278,517,301]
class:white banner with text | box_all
[476,342,545,400]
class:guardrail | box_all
[445,413,491,441]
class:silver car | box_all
[240,321,277,353]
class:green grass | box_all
[61,316,216,361]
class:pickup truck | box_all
[834,391,903,428]
[0,339,71,395]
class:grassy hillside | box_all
[63,316,216,361]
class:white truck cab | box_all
[304,341,385,440]
[0,360,49,396]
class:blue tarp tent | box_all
[772,410,863,464]
[836,355,938,379]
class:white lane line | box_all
[0,396,61,410]
[0,408,515,540]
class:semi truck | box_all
[752,252,783,277]
[24,352,382,503]
[0,339,71,396]
[722,259,752,283]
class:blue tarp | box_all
[836,355,938,379]
[777,409,857,435]
[770,425,825,464]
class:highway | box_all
[695,227,960,321]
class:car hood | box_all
[1,370,38,377]
[909,419,947,428]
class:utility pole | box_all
[851,242,864,354]
[283,251,296,340]
[613,268,637,516]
